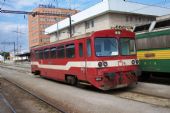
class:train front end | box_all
[89,28,140,90]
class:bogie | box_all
[65,75,78,85]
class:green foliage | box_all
[0,52,10,59]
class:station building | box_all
[45,0,170,42]
[28,5,78,48]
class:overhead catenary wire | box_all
[125,0,170,13]
[73,0,102,11]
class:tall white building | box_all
[45,0,170,42]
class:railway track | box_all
[80,84,170,108]
[0,78,66,113]
[0,64,30,73]
[112,90,170,108]
[0,93,17,113]
[0,64,170,109]
[3,78,67,113]
[0,65,66,113]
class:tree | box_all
[0,52,10,59]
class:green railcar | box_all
[134,18,170,79]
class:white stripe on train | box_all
[31,59,136,70]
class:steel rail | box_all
[0,64,170,107]
[0,93,17,113]
[2,78,67,113]
[0,65,67,113]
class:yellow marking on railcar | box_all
[137,50,170,60]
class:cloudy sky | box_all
[0,0,170,52]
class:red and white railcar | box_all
[31,28,139,90]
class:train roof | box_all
[31,29,134,50]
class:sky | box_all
[0,0,170,52]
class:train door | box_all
[84,38,93,81]
[78,39,87,81]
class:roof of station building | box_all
[45,0,170,34]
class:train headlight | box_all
[115,30,121,35]
[98,62,103,67]
[103,62,108,67]
[131,60,136,65]
[136,60,139,64]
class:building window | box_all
[135,17,138,22]
[66,44,75,58]
[40,38,43,42]
[91,20,94,27]
[85,19,94,29]
[72,26,75,34]
[130,16,133,21]
[126,16,129,22]
[85,21,90,29]
[139,17,141,22]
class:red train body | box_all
[31,29,139,90]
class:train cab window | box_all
[86,39,91,57]
[95,38,118,56]
[44,49,50,59]
[120,38,136,55]
[66,44,75,58]
[50,47,57,58]
[35,51,39,59]
[79,43,83,57]
[57,45,65,58]
[39,50,44,59]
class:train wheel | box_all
[66,76,77,85]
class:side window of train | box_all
[31,51,34,60]
[79,43,83,57]
[86,39,91,57]
[136,36,169,50]
[57,45,65,58]
[166,36,170,48]
[44,49,50,59]
[136,38,148,50]
[35,50,39,60]
[39,50,44,59]
[66,44,75,58]
[50,47,57,59]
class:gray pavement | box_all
[0,67,170,113]
[131,82,170,99]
